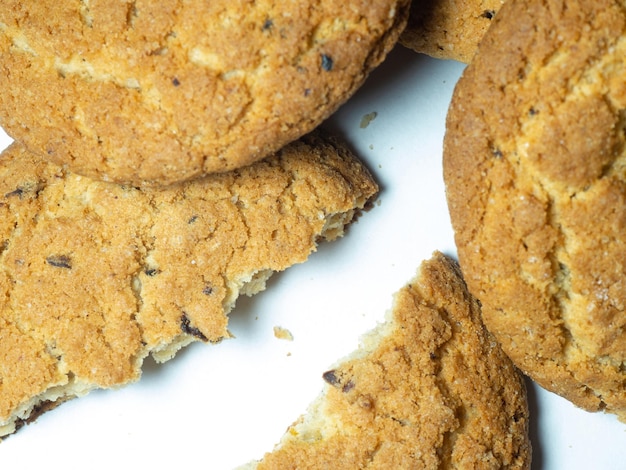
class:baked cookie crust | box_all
[0,0,409,186]
[444,0,626,419]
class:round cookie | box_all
[242,253,531,469]
[0,0,409,186]
[0,130,378,438]
[444,0,626,419]
[400,0,504,63]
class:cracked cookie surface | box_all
[0,0,409,186]
[0,130,378,438]
[241,253,530,469]
[444,0,626,419]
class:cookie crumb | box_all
[273,326,294,341]
[359,111,378,128]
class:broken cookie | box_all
[241,252,531,469]
[0,130,378,438]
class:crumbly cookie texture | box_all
[241,252,531,469]
[0,0,409,187]
[444,0,626,419]
[400,0,504,63]
[0,130,378,438]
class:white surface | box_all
[1,46,625,469]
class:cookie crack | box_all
[78,0,93,28]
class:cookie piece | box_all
[0,130,378,438]
[400,0,504,63]
[241,252,531,469]
[444,0,626,419]
[0,0,409,187]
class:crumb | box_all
[273,326,294,341]
[359,111,378,128]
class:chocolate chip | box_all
[172,77,181,86]
[342,380,355,393]
[46,255,72,269]
[322,370,355,392]
[321,54,334,71]
[202,285,214,296]
[4,188,24,198]
[180,313,208,341]
[322,370,340,387]
[481,10,496,19]
[262,18,273,31]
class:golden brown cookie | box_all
[400,0,504,63]
[0,130,378,438]
[444,0,626,419]
[241,252,531,469]
[0,0,408,187]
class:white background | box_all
[1,46,625,469]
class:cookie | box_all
[400,0,504,63]
[444,0,626,419]
[0,0,409,187]
[241,252,531,469]
[0,130,378,438]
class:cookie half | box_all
[241,252,531,469]
[0,130,378,438]
[444,0,626,418]
[0,0,409,186]
[400,0,504,63]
